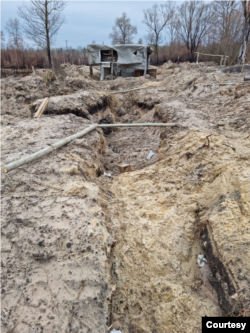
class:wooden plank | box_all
[33,98,49,118]
[89,65,93,78]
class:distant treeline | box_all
[1,41,248,72]
[1,47,89,69]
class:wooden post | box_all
[196,52,199,68]
[241,56,247,72]
[144,46,147,77]
[111,50,113,80]
[89,65,93,78]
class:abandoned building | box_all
[87,44,155,80]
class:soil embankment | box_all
[1,63,250,332]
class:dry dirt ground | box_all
[1,62,250,333]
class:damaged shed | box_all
[87,44,154,80]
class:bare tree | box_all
[6,18,23,49]
[143,3,174,64]
[18,0,66,68]
[138,37,143,44]
[238,0,250,64]
[1,31,5,48]
[213,1,242,63]
[168,13,178,45]
[175,1,215,56]
[5,18,24,67]
[109,12,137,44]
[166,12,179,60]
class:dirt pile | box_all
[110,130,250,333]
[1,64,250,333]
[59,63,100,80]
[1,115,114,333]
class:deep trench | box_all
[200,223,242,316]
[55,93,239,326]
[30,89,240,327]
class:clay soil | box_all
[1,62,250,333]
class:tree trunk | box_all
[45,1,52,68]
[238,18,250,64]
[47,44,52,68]
[155,35,159,64]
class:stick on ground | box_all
[33,97,49,118]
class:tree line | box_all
[110,1,249,65]
[1,0,250,70]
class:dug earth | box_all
[1,62,250,333]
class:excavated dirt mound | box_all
[1,64,250,333]
[1,115,115,333]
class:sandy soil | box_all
[1,63,250,333]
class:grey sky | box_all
[1,0,181,49]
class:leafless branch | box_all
[18,0,67,67]
[109,12,137,44]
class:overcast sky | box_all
[1,0,184,49]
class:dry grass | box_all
[43,70,56,82]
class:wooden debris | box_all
[116,163,135,173]
[244,76,250,81]
[218,82,236,86]
[76,281,85,300]
[33,97,49,118]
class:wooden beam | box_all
[89,65,93,78]
[33,98,49,118]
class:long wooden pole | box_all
[2,124,98,173]
[194,52,229,58]
[98,123,178,128]
[104,86,150,94]
[2,123,178,173]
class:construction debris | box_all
[117,163,135,173]
[147,150,155,160]
[198,254,207,267]
[104,172,112,177]
[33,97,49,118]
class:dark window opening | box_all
[101,50,118,62]
[133,51,137,56]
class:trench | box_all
[93,98,241,331]
[105,172,222,333]
[17,79,249,329]
[30,88,246,330]
[48,91,233,330]
[2,64,250,333]
[96,130,221,332]
[200,223,242,316]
